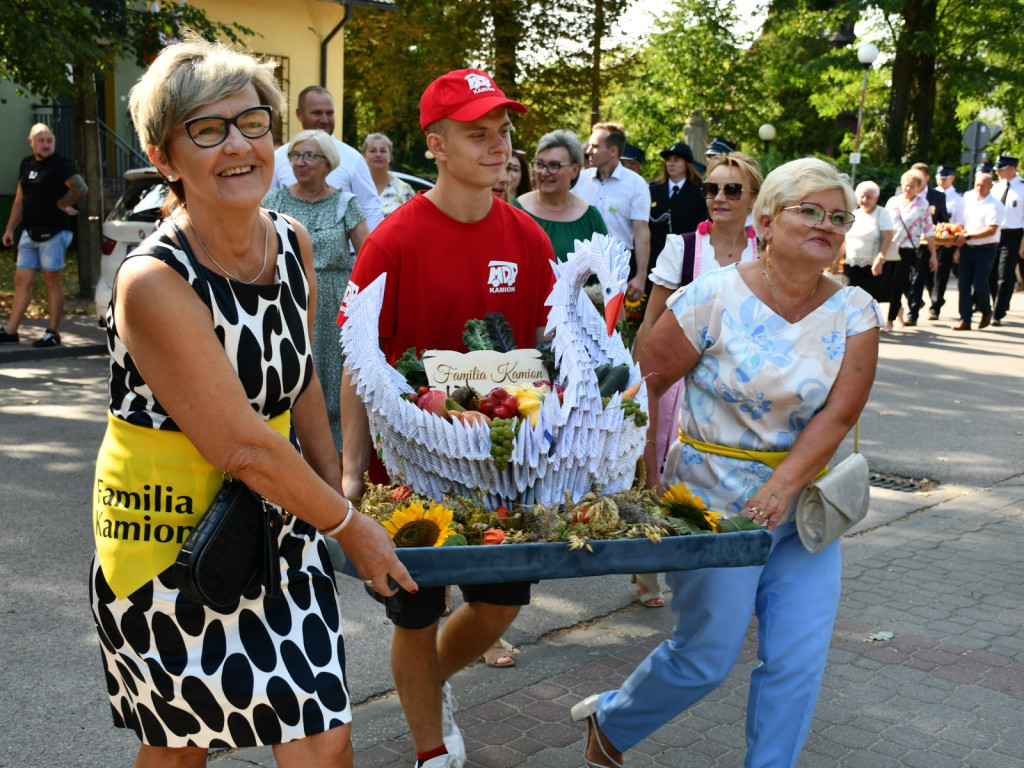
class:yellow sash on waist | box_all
[93,411,291,599]
[678,429,828,479]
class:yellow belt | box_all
[678,429,828,479]
[93,411,291,599]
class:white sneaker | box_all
[440,682,466,768]
[417,754,457,768]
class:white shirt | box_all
[940,185,965,227]
[991,175,1024,229]
[272,138,384,232]
[575,162,651,249]
[650,229,758,288]
[961,190,1005,246]
[845,206,894,267]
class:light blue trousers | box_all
[597,522,841,768]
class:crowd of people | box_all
[14,33,1008,768]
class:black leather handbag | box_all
[172,477,282,609]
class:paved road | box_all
[1,292,1022,767]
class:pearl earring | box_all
[166,175,175,182]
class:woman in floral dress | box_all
[572,158,882,768]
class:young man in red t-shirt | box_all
[337,69,556,768]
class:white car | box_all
[95,168,167,325]
[94,167,434,324]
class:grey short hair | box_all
[129,36,286,157]
[363,132,393,153]
[855,180,880,199]
[753,157,857,239]
[291,129,340,171]
[535,129,584,167]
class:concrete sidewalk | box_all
[218,474,1024,768]
[0,313,106,362]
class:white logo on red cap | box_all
[465,73,496,94]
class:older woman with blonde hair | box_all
[264,128,369,462]
[883,169,937,331]
[571,158,882,768]
[91,37,413,768]
[835,179,894,299]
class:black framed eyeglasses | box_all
[288,151,328,164]
[782,202,856,233]
[704,182,744,200]
[183,106,273,148]
[532,160,571,174]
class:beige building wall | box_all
[196,0,350,143]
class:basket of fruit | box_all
[934,222,964,246]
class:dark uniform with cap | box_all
[648,141,710,291]
[705,136,737,159]
[989,154,1023,324]
[621,143,646,175]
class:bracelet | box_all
[319,498,355,537]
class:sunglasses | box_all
[782,202,856,233]
[704,182,744,200]
[184,106,273,148]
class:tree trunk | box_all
[885,0,938,164]
[490,0,522,97]
[589,0,605,126]
[73,65,103,299]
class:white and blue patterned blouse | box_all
[663,264,883,516]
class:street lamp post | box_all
[758,123,776,154]
[850,43,879,186]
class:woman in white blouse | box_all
[629,150,762,607]
[363,133,414,217]
[834,181,894,316]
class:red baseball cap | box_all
[419,69,527,130]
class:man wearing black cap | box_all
[648,141,709,289]
[990,154,1023,325]
[929,166,964,320]
[705,136,737,159]
[621,143,646,175]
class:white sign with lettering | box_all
[421,349,550,393]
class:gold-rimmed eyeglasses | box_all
[782,202,856,233]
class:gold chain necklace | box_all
[761,264,819,322]
[191,215,269,285]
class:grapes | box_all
[621,397,648,427]
[489,417,518,470]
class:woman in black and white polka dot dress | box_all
[90,38,415,767]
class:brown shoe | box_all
[951,321,970,331]
[979,314,993,329]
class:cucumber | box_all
[599,364,631,397]
[594,363,612,383]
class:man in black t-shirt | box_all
[1,123,87,347]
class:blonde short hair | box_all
[129,36,284,156]
[290,129,340,171]
[752,157,856,239]
[900,169,925,190]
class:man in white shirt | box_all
[953,168,1005,330]
[929,165,965,320]
[989,154,1024,325]
[271,85,384,231]
[577,122,651,300]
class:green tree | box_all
[0,1,248,296]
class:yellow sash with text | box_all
[94,411,290,599]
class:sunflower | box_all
[660,483,722,533]
[382,500,457,547]
[660,483,708,512]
